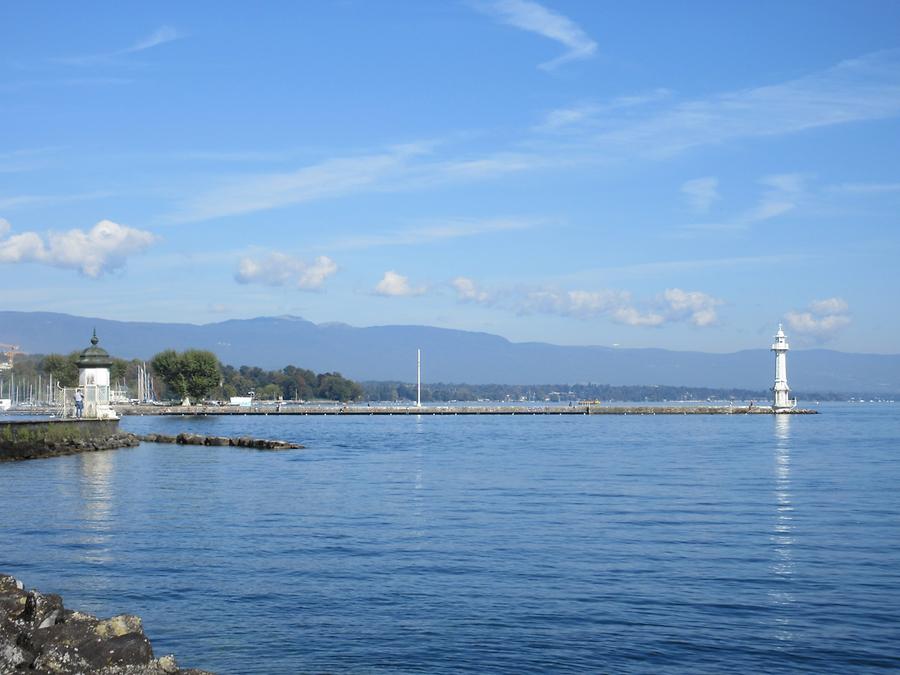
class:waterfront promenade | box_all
[113,403,817,416]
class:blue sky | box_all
[2,1,899,353]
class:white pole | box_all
[417,348,421,407]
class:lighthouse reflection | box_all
[769,414,795,641]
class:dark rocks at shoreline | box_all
[0,431,140,463]
[136,433,303,450]
[0,573,211,674]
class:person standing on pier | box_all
[74,389,84,418]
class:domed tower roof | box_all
[76,329,114,369]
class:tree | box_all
[150,349,221,404]
[183,350,221,403]
[315,372,363,402]
[40,353,79,387]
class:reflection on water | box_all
[76,452,115,564]
[770,414,795,641]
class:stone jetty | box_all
[0,573,211,674]
[0,420,303,462]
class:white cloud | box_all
[0,191,111,211]
[535,89,672,132]
[831,181,900,194]
[328,216,539,251]
[785,297,851,340]
[681,177,719,213]
[677,173,805,237]
[662,288,722,326]
[235,253,337,290]
[0,218,10,237]
[374,271,425,297]
[477,0,597,70]
[172,145,425,223]
[128,26,182,54]
[612,306,665,327]
[0,219,156,277]
[590,51,900,158]
[522,288,629,318]
[810,297,848,315]
[452,277,492,303]
[742,173,806,224]
[167,51,900,225]
[170,145,539,224]
[452,278,721,328]
[56,25,184,66]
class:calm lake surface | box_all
[2,404,899,673]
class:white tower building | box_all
[76,330,118,419]
[416,348,422,407]
[771,324,795,412]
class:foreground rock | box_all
[0,574,211,674]
[137,433,303,450]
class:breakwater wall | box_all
[0,573,210,674]
[138,432,303,450]
[0,419,138,461]
[116,404,817,416]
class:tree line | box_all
[10,350,363,403]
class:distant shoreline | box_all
[111,403,817,416]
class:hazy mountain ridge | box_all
[1,311,898,393]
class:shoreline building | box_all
[771,324,796,412]
[76,330,118,419]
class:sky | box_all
[2,1,900,354]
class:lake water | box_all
[2,404,899,673]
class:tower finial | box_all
[91,328,99,346]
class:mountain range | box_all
[1,311,898,394]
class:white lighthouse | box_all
[771,324,795,412]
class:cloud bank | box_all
[235,253,337,289]
[785,297,851,340]
[451,276,723,327]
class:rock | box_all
[203,436,231,447]
[96,614,144,638]
[23,591,65,630]
[0,573,213,674]
[176,433,206,446]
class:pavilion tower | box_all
[76,330,117,419]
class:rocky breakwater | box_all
[0,420,139,462]
[0,574,211,674]
[139,433,304,450]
